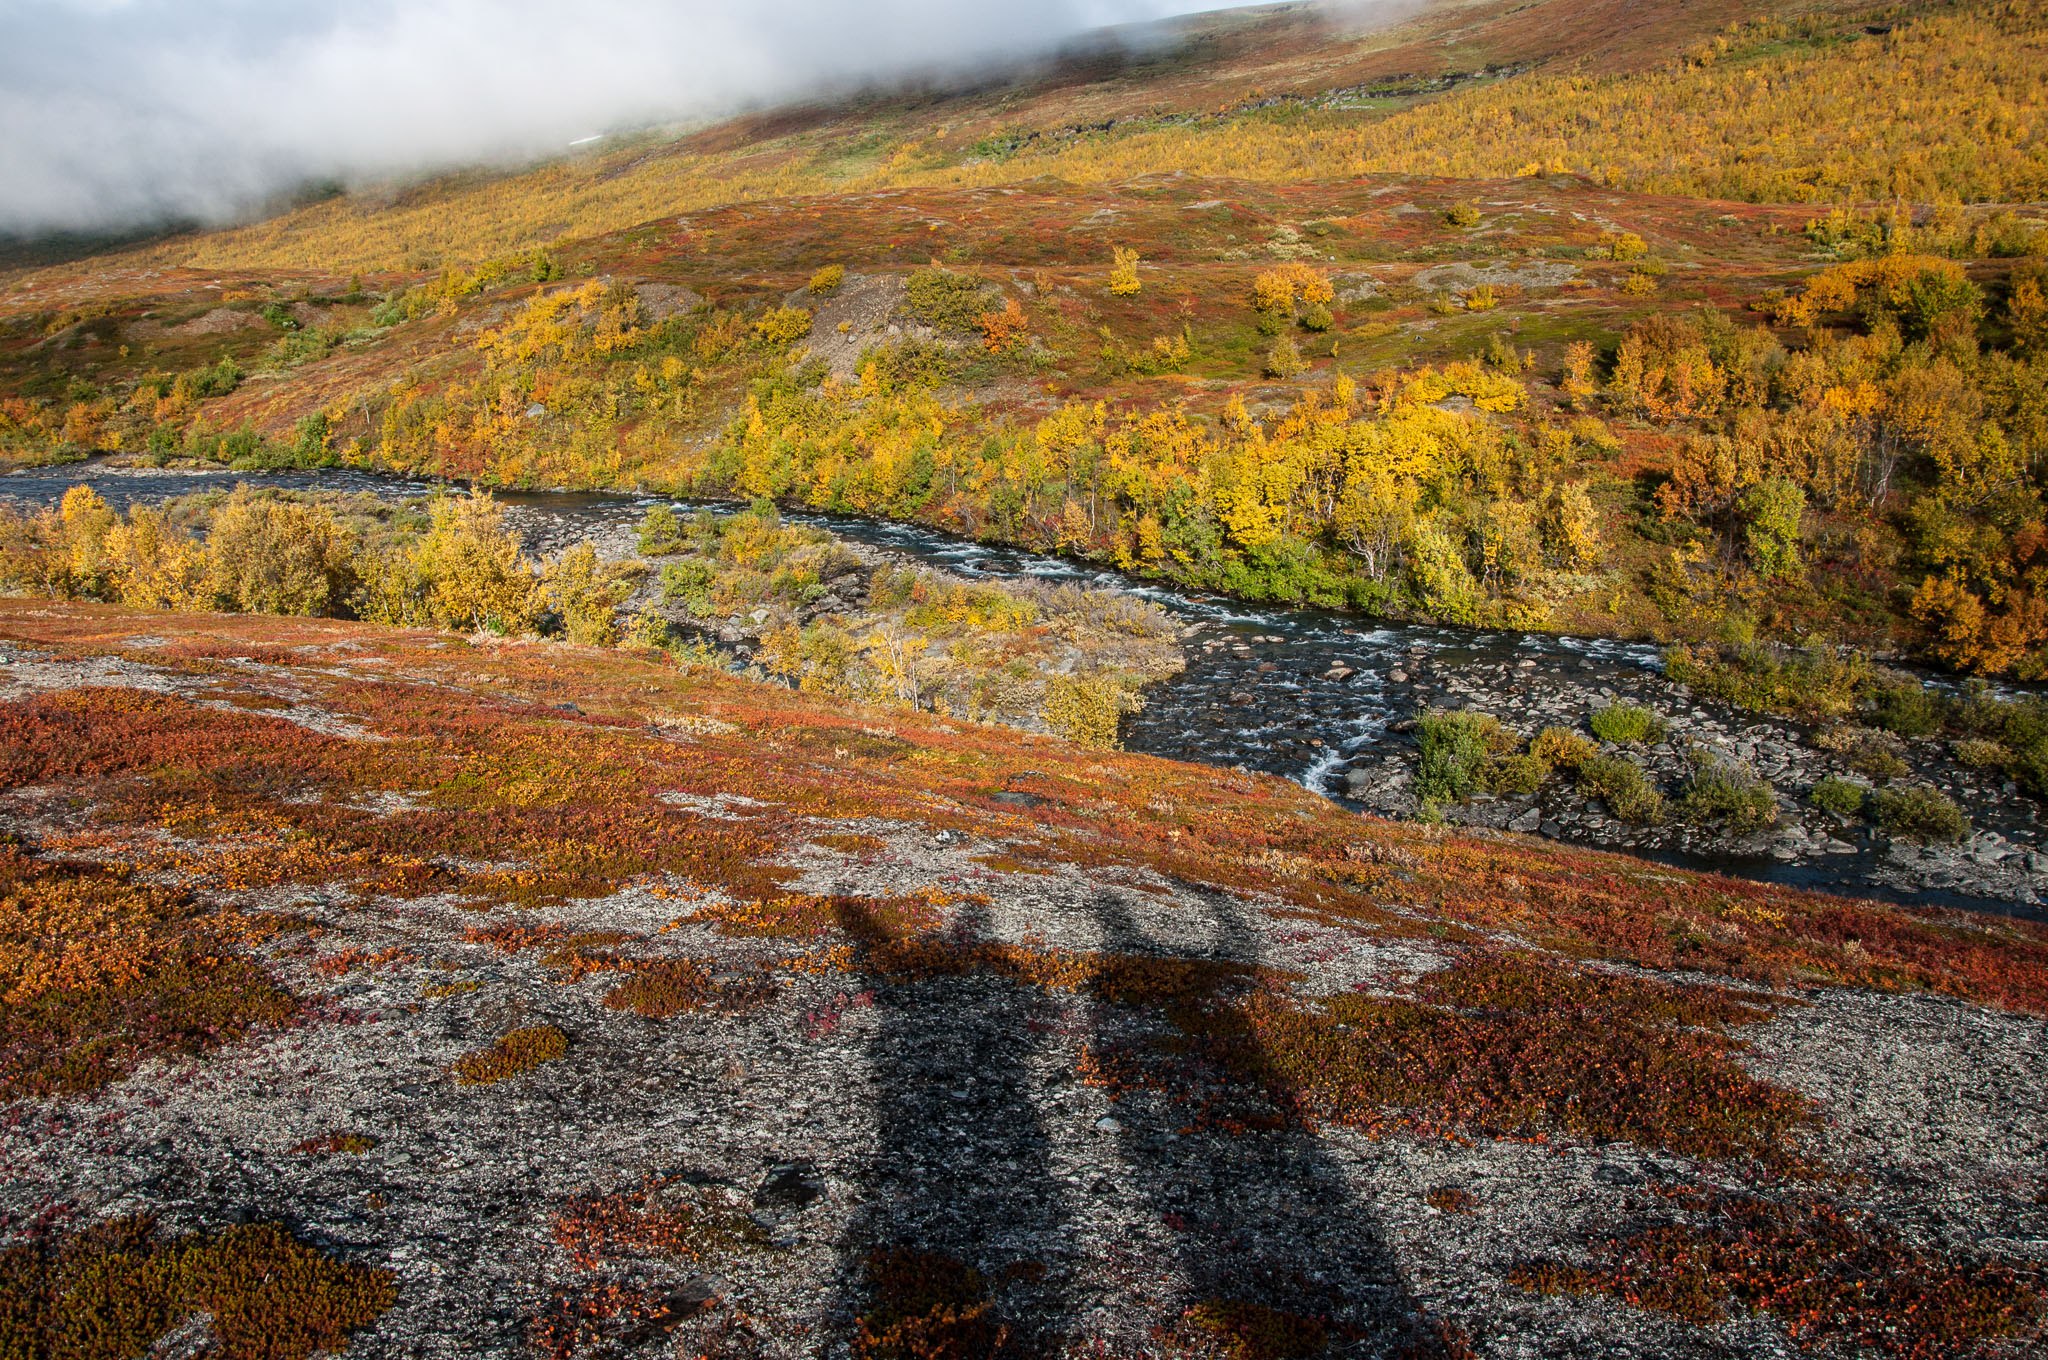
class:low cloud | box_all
[0,0,1210,236]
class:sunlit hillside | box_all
[6,0,2048,684]
[25,0,2037,276]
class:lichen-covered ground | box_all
[1,600,2044,1359]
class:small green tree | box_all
[543,542,630,647]
[1264,335,1306,379]
[1738,476,1805,579]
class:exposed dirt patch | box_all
[796,273,912,381]
[1410,259,1582,291]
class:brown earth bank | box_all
[0,600,2044,1359]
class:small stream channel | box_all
[8,458,2044,919]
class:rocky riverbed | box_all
[1333,645,2046,915]
[511,492,2048,916]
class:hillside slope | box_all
[9,0,2048,687]
[1,601,2044,1355]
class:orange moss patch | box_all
[1416,951,1777,1029]
[813,832,885,854]
[602,958,772,1017]
[0,845,295,1099]
[463,918,768,1013]
[855,1249,1007,1360]
[1410,841,2048,1014]
[692,890,953,940]
[0,1217,394,1360]
[533,1176,763,1357]
[1176,1300,1327,1360]
[527,1279,718,1360]
[1177,962,1814,1166]
[464,921,571,953]
[450,1024,568,1085]
[290,1131,378,1156]
[1512,1187,2044,1357]
[969,853,1053,876]
[857,934,1268,1007]
[310,944,410,978]
[551,1176,765,1270]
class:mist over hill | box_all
[0,0,1228,236]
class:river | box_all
[7,458,2043,919]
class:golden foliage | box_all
[1107,245,1142,297]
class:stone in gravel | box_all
[754,1161,825,1209]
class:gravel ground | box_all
[1,612,2044,1359]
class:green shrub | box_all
[1951,737,2010,768]
[1871,680,1945,738]
[661,559,717,615]
[1663,641,1874,722]
[1809,776,1866,816]
[1870,786,1971,843]
[1738,477,1805,579]
[1481,752,1549,795]
[1678,753,1778,833]
[637,505,685,555]
[1043,673,1139,747]
[1530,725,1596,770]
[1445,202,1482,228]
[1847,736,1909,782]
[753,305,813,344]
[1530,725,1595,768]
[1578,755,1666,824]
[628,608,676,650]
[808,264,846,295]
[1415,709,1515,802]
[1264,335,1307,379]
[351,491,538,633]
[1956,688,2048,800]
[542,542,635,647]
[201,487,357,616]
[1590,701,1666,744]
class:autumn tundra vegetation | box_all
[4,0,2048,1355]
